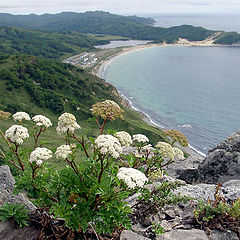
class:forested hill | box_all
[0,54,167,143]
[0,11,215,43]
[0,26,107,59]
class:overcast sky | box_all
[1,0,240,15]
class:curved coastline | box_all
[93,46,207,158]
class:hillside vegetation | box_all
[0,11,215,43]
[0,26,108,59]
[0,55,168,145]
[213,31,240,45]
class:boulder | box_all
[0,165,39,240]
[175,180,240,201]
[208,230,239,240]
[120,230,151,240]
[0,165,36,210]
[197,130,240,184]
[156,229,208,240]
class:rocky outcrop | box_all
[0,165,36,210]
[0,165,39,240]
[197,130,240,184]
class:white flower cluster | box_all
[32,115,52,128]
[133,134,149,143]
[5,125,29,145]
[95,134,122,158]
[133,144,155,158]
[117,167,148,189]
[12,112,31,122]
[141,144,155,153]
[114,131,133,146]
[29,147,52,166]
[55,145,73,159]
[173,147,185,160]
[56,113,81,135]
[155,141,175,160]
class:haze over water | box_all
[103,46,240,154]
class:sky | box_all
[1,0,240,15]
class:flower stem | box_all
[72,135,89,158]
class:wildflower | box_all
[173,147,185,160]
[117,167,148,189]
[148,169,164,181]
[141,144,155,153]
[5,125,29,145]
[56,113,81,135]
[12,112,31,122]
[91,100,124,121]
[164,129,189,147]
[32,115,52,128]
[133,134,149,143]
[29,147,52,166]
[155,141,175,160]
[95,134,122,158]
[114,131,133,146]
[55,145,73,159]
[0,110,11,120]
[133,144,155,158]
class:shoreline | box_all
[91,39,224,158]
[92,32,226,78]
[117,90,206,158]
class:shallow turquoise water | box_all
[103,46,240,154]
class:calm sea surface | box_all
[149,14,240,33]
[103,46,240,154]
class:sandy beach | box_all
[92,31,223,78]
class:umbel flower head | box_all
[155,141,175,160]
[5,125,29,145]
[95,134,122,158]
[114,131,133,146]
[56,113,81,135]
[12,112,31,122]
[173,147,185,160]
[55,145,73,160]
[117,167,148,189]
[32,115,52,128]
[133,134,149,144]
[29,147,52,166]
[0,110,11,120]
[91,100,124,121]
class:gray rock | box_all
[174,183,216,201]
[156,229,208,240]
[175,180,240,201]
[120,230,151,240]
[221,180,240,201]
[198,130,240,184]
[0,165,36,211]
[0,219,39,240]
[161,220,172,232]
[208,230,239,240]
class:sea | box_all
[100,14,240,155]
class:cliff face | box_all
[198,130,240,184]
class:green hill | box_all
[0,26,108,59]
[213,31,240,45]
[0,54,167,145]
[0,11,215,43]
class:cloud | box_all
[0,0,240,14]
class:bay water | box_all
[103,46,240,155]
